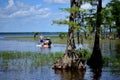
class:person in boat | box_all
[39,35,52,48]
[39,35,45,47]
[43,38,52,48]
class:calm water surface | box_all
[0,39,66,53]
[0,37,120,80]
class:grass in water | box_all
[0,51,120,67]
[98,56,120,67]
[0,51,63,66]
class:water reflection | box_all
[114,41,120,58]
[39,47,51,53]
[87,55,103,80]
[54,69,85,80]
[0,60,9,72]
[91,68,102,80]
[101,40,120,57]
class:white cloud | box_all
[8,7,50,18]
[0,0,50,18]
[6,0,14,9]
[81,3,92,9]
[44,0,69,4]
[81,0,111,9]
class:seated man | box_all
[43,40,49,47]
[43,39,52,48]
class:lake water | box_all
[0,33,120,80]
[0,39,67,53]
[0,32,88,53]
[0,32,66,53]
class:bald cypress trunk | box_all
[65,0,76,54]
[87,0,103,68]
[53,0,86,70]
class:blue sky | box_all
[0,0,111,32]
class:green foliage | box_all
[60,7,86,13]
[101,7,114,25]
[53,20,69,25]
[59,32,67,39]
[53,20,80,29]
[76,49,120,67]
[52,7,87,30]
[60,7,79,13]
[34,32,38,38]
[107,0,120,32]
[103,56,120,67]
[110,58,120,67]
[76,48,91,61]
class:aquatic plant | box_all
[109,58,120,67]
[77,48,91,61]
[76,49,120,67]
[103,56,120,67]
[0,51,63,66]
[0,51,120,67]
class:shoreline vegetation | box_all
[5,35,120,44]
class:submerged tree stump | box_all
[53,50,86,70]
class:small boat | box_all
[36,38,52,48]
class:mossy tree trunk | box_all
[53,0,86,70]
